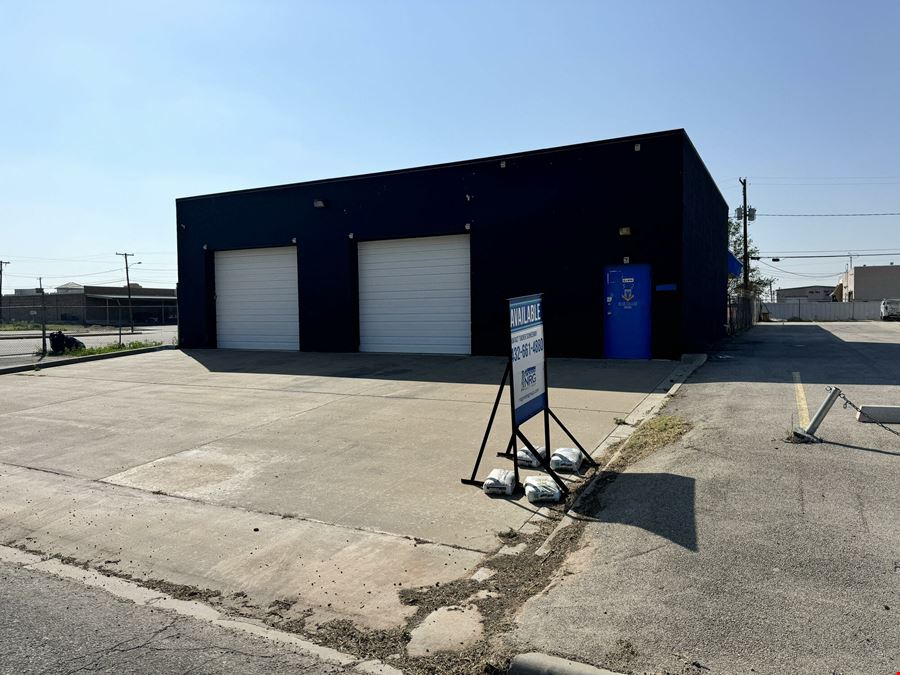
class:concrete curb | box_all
[0,545,401,675]
[0,344,178,375]
[508,652,623,675]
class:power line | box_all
[757,260,843,278]
[752,182,900,186]
[4,267,124,280]
[757,212,900,217]
[759,247,900,254]
[750,175,900,180]
[753,252,900,260]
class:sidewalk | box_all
[513,322,900,674]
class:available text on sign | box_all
[509,294,547,424]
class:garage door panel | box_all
[359,276,471,293]
[359,239,469,254]
[359,264,472,277]
[358,235,470,354]
[215,246,299,351]
[360,337,470,354]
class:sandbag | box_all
[523,476,562,503]
[482,468,516,496]
[549,447,583,472]
[516,445,547,468]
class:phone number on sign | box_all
[512,338,544,362]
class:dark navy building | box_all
[176,129,727,359]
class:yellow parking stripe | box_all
[792,371,810,428]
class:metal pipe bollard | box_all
[794,386,842,442]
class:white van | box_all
[880,299,900,320]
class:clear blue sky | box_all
[2,0,898,292]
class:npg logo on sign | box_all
[521,366,537,388]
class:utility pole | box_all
[0,260,9,324]
[116,252,135,333]
[740,178,749,293]
[38,276,47,356]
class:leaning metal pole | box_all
[794,386,842,442]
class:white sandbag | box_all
[549,447,583,472]
[516,445,547,468]
[482,468,516,496]
[523,476,562,503]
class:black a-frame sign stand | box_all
[461,295,598,496]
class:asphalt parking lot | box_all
[515,321,900,674]
[0,348,680,633]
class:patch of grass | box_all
[610,414,692,467]
[45,340,162,357]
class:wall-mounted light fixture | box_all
[464,223,471,231]
[348,233,354,239]
[619,227,632,236]
[291,237,297,244]
[499,160,506,168]
[313,199,326,208]
[634,144,641,152]
[202,244,208,250]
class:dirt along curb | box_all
[0,545,401,675]
[0,344,179,375]
[506,354,705,674]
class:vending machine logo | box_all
[622,276,635,302]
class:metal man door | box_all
[604,264,651,359]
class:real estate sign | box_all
[509,294,547,424]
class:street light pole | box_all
[38,276,47,356]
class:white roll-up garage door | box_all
[214,246,299,350]
[357,234,471,354]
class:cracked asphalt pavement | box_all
[0,560,349,675]
[514,322,900,674]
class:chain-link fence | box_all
[0,297,178,368]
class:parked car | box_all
[880,298,900,320]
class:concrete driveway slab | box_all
[0,373,137,415]
[104,394,621,551]
[0,348,681,634]
[0,383,342,479]
[0,464,480,631]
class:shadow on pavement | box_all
[822,440,900,457]
[697,323,900,386]
[571,472,697,551]
[183,349,676,393]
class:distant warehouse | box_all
[4,283,176,326]
[838,264,900,301]
[176,129,728,359]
